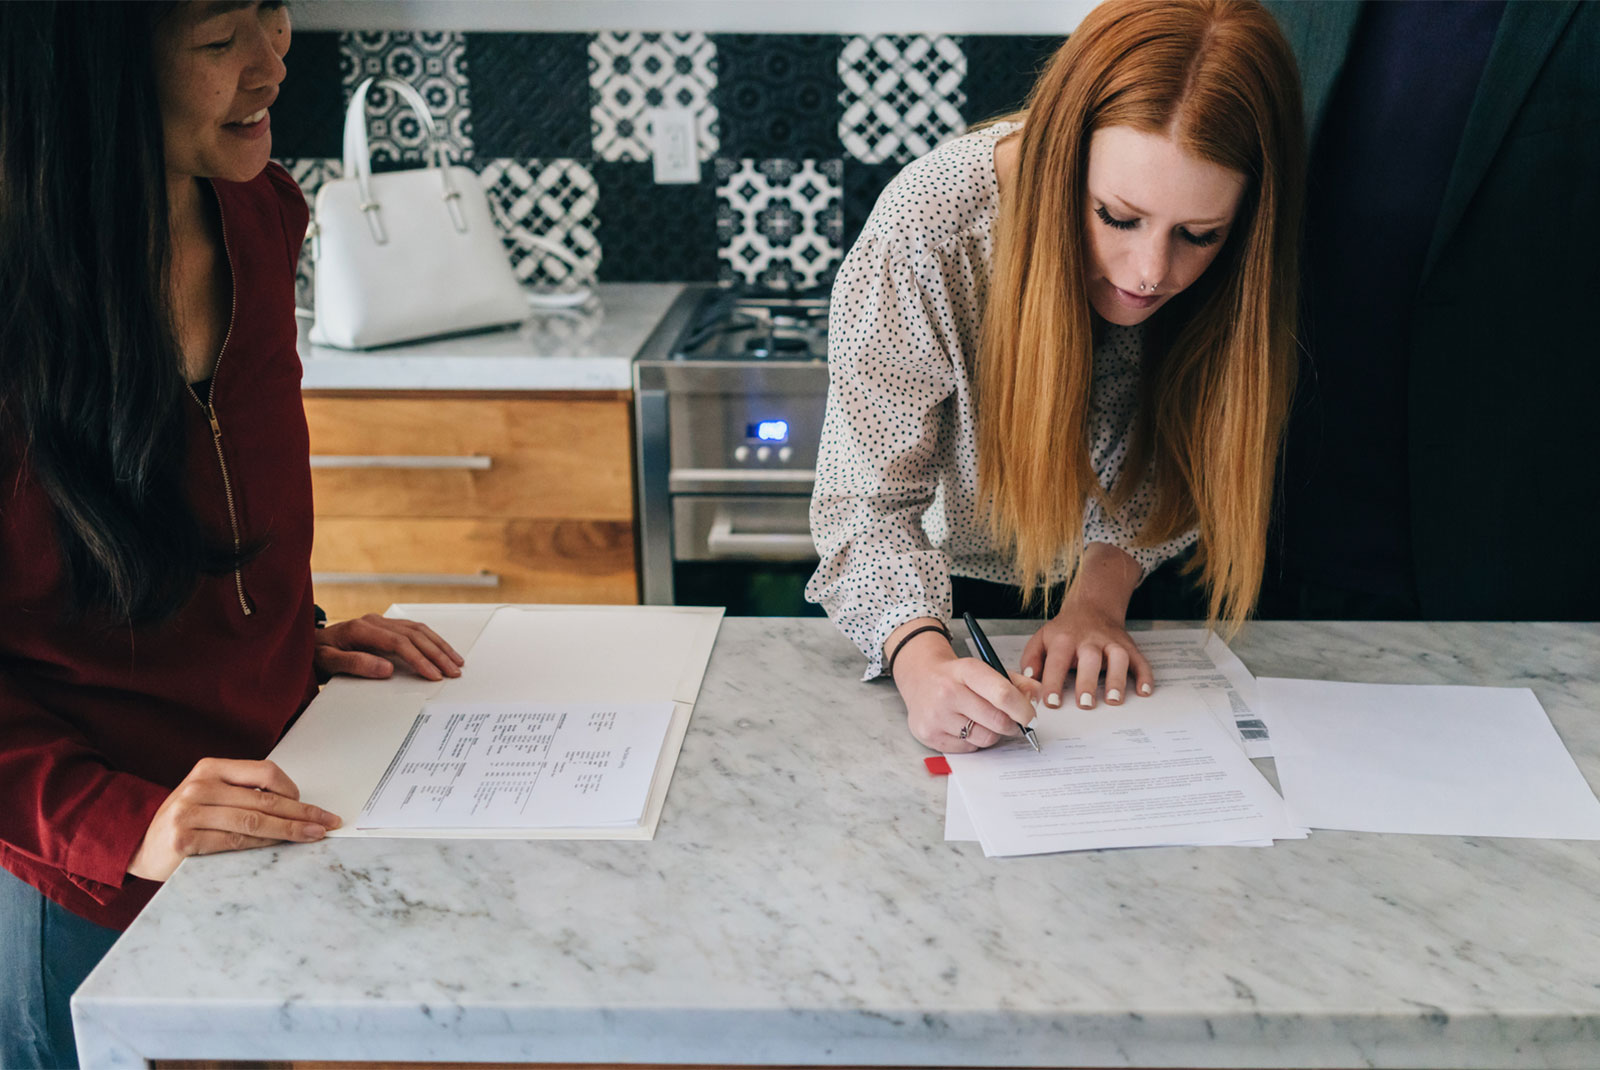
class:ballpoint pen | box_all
[961,611,1042,752]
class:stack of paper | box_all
[944,693,1304,857]
[945,630,1304,857]
[942,627,1600,853]
[1259,678,1600,840]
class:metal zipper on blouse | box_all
[184,181,252,617]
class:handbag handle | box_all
[340,76,469,244]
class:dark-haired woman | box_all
[0,5,462,1067]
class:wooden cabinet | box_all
[303,391,637,621]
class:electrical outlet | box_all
[649,108,700,185]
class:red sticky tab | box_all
[924,755,951,776]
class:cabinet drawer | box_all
[310,517,636,621]
[304,397,632,520]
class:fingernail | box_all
[1140,683,1152,695]
[302,824,325,839]
[1046,693,1061,708]
[326,813,343,829]
[1107,689,1122,703]
[1022,667,1035,679]
[1079,692,1094,709]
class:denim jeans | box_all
[0,866,121,1070]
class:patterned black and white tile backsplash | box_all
[478,159,601,284]
[839,35,967,165]
[589,32,720,162]
[340,31,476,165]
[273,28,1065,301]
[716,158,843,291]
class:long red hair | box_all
[977,0,1305,631]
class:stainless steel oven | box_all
[633,285,830,614]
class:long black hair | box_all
[0,1,235,624]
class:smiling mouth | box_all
[227,108,269,127]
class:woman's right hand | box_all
[888,620,1039,752]
[128,758,341,882]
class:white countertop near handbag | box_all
[297,282,685,392]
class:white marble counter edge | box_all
[297,282,685,393]
[299,353,637,392]
[72,1000,1600,1069]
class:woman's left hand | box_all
[1018,542,1151,710]
[313,614,464,682]
[1020,598,1152,711]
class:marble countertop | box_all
[72,617,1600,1068]
[298,282,684,392]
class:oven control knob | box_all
[734,446,750,462]
[778,447,793,462]
[756,446,772,462]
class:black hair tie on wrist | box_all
[887,622,953,679]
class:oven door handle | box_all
[705,514,816,561]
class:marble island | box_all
[71,617,1600,1068]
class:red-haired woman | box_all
[807,0,1305,752]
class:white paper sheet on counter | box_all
[944,766,1289,849]
[269,603,723,840]
[358,701,674,830]
[1260,677,1600,840]
[944,687,1301,857]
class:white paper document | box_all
[1260,678,1600,840]
[359,701,674,830]
[944,766,1285,848]
[987,628,1272,756]
[944,690,1301,857]
[268,604,724,840]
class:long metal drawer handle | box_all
[309,455,493,470]
[312,571,501,587]
[705,516,816,560]
[671,467,816,483]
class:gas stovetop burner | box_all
[743,333,811,359]
[672,289,829,362]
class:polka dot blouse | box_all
[805,121,1199,679]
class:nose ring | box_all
[1138,281,1150,292]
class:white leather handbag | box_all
[309,76,529,349]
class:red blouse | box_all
[0,163,319,930]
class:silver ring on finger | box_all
[959,718,974,740]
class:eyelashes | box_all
[1094,204,1221,248]
[1094,204,1137,231]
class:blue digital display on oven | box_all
[751,420,789,443]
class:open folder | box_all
[267,604,724,840]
